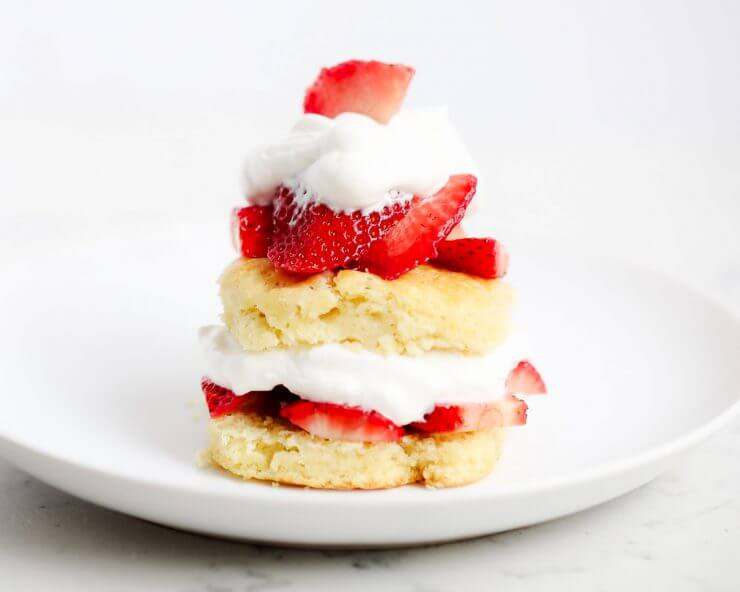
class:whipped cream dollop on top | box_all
[199,325,526,425]
[243,108,477,213]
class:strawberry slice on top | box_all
[432,238,509,279]
[357,174,478,280]
[280,400,405,443]
[267,185,412,274]
[303,60,415,124]
[232,61,499,281]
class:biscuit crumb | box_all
[195,448,213,468]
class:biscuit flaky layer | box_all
[219,258,514,355]
[208,413,504,489]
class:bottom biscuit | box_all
[208,412,505,489]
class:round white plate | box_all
[0,220,739,547]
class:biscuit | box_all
[219,258,513,355]
[208,412,504,489]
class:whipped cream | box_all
[243,108,477,213]
[199,325,527,425]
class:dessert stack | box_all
[199,59,546,489]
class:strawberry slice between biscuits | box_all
[357,174,478,280]
[201,379,294,418]
[433,238,509,279]
[410,396,528,433]
[267,185,413,274]
[303,59,415,124]
[202,379,245,418]
[410,361,546,433]
[280,400,405,443]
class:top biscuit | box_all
[219,258,513,355]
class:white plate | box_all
[0,220,739,547]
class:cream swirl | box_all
[243,108,477,212]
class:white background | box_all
[1,1,739,590]
[3,0,739,284]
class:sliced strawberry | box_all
[409,405,468,432]
[231,205,273,258]
[267,185,412,274]
[495,395,530,425]
[303,60,414,124]
[432,238,509,279]
[201,379,294,418]
[506,361,547,396]
[201,379,245,418]
[280,400,405,442]
[410,396,528,433]
[356,174,477,280]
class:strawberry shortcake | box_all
[199,60,546,489]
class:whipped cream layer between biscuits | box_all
[200,324,529,425]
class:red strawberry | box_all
[357,174,478,280]
[432,238,509,279]
[410,396,528,433]
[280,400,405,442]
[201,379,245,418]
[231,205,273,258]
[201,379,294,418]
[267,185,412,274]
[409,405,469,432]
[506,361,547,396]
[303,60,415,124]
[496,395,530,425]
